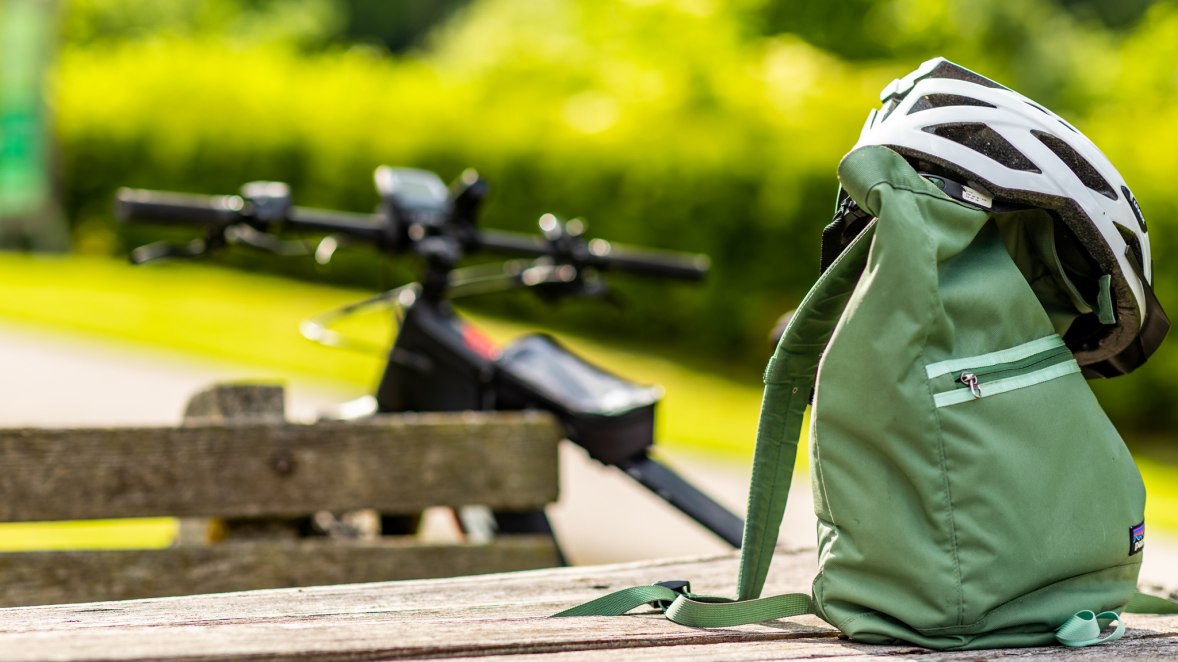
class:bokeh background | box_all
[2,0,1177,554]
[40,0,1178,439]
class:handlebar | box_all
[475,228,708,281]
[115,186,709,282]
[115,188,384,238]
[114,190,248,227]
[585,238,710,281]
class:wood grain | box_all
[0,549,1170,661]
[0,411,561,521]
[182,382,286,424]
[0,535,559,607]
[179,382,294,544]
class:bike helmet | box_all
[852,57,1168,377]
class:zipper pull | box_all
[959,372,982,398]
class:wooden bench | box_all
[0,548,1172,660]
[0,384,563,607]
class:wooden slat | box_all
[0,411,561,522]
[182,383,286,424]
[0,535,559,607]
[0,549,1171,661]
[178,382,295,544]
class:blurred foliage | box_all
[61,0,477,53]
[48,0,1178,438]
[61,0,345,48]
[340,0,472,52]
[1079,0,1178,436]
[1059,0,1153,27]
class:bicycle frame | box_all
[361,281,743,550]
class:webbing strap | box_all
[1052,592,1178,647]
[734,377,807,601]
[1125,590,1178,614]
[551,585,687,617]
[1056,610,1125,647]
[551,583,815,627]
[666,591,815,627]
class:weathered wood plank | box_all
[179,382,294,544]
[182,383,286,424]
[0,535,559,607]
[0,411,561,521]
[0,549,1170,661]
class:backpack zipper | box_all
[959,372,982,398]
[954,345,1073,399]
[931,344,1078,408]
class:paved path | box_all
[0,323,351,427]
[1,322,1174,590]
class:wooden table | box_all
[0,548,1173,660]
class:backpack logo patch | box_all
[1130,521,1145,556]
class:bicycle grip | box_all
[587,241,710,281]
[114,188,245,226]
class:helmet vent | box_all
[879,98,901,122]
[1032,130,1118,200]
[924,59,1008,90]
[1114,222,1146,274]
[1025,101,1051,115]
[907,94,996,115]
[923,123,1040,172]
[1122,185,1147,233]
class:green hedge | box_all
[56,2,876,361]
[1076,2,1178,433]
[52,0,1178,437]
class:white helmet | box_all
[853,57,1168,377]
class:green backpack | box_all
[553,146,1177,649]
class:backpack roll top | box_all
[810,145,1145,648]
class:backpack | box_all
[553,145,1178,649]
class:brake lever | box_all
[314,234,349,265]
[538,214,591,264]
[129,238,212,265]
[130,216,304,264]
[225,224,310,256]
[519,261,609,302]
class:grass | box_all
[0,253,1175,549]
[1136,449,1178,534]
[0,519,177,552]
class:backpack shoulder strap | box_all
[552,179,881,627]
[738,143,986,601]
[734,214,876,600]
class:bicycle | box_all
[114,167,744,559]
